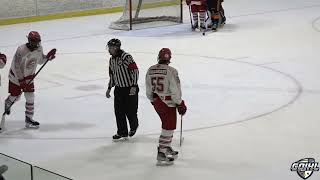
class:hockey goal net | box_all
[109,0,183,30]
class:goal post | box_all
[110,0,183,30]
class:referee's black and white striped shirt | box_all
[108,50,139,89]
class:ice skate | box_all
[200,24,206,30]
[25,116,40,129]
[166,146,179,160]
[129,126,138,137]
[200,24,206,35]
[191,23,198,31]
[112,134,128,141]
[156,147,175,166]
[211,22,218,31]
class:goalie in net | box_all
[109,0,183,30]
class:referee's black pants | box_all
[114,86,139,136]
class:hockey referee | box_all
[105,38,139,140]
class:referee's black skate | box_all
[112,134,128,141]
[156,147,174,166]
[25,116,40,129]
[129,126,138,137]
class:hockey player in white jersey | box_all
[3,31,56,129]
[186,0,207,31]
[146,48,187,165]
[0,53,6,86]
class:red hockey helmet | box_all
[27,31,41,50]
[158,48,171,63]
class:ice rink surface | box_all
[0,0,320,179]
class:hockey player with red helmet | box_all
[2,31,56,130]
[146,48,187,165]
[186,0,207,30]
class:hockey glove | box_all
[106,88,111,98]
[177,100,187,115]
[19,79,27,90]
[186,0,191,5]
[46,48,57,61]
[129,86,137,96]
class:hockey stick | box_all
[0,54,53,132]
[179,115,184,146]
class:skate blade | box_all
[156,160,174,166]
[192,28,201,32]
[25,124,39,129]
[171,154,178,160]
[112,137,129,142]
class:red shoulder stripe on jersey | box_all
[128,63,138,70]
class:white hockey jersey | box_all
[0,56,6,86]
[9,44,47,85]
[146,64,182,107]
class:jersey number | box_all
[151,77,164,92]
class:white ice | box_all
[0,0,320,179]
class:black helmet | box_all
[107,38,121,48]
